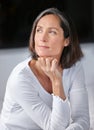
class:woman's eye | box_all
[49,30,57,35]
[36,29,42,33]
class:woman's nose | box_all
[40,32,48,42]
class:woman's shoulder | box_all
[6,57,39,98]
[71,60,84,72]
[64,60,84,79]
[9,57,32,79]
[66,60,83,71]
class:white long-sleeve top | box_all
[0,57,90,130]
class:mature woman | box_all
[0,8,90,130]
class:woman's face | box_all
[34,14,69,60]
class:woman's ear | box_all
[64,37,70,47]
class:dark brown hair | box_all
[29,8,83,68]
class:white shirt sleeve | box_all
[9,68,70,130]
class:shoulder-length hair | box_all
[29,7,83,68]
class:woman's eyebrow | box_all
[36,25,42,28]
[36,25,59,30]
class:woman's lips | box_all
[38,45,49,49]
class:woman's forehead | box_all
[37,14,61,27]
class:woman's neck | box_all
[29,59,53,94]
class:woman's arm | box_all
[9,67,70,130]
[38,57,66,100]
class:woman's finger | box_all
[51,59,58,72]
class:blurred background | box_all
[0,0,94,49]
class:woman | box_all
[0,8,90,130]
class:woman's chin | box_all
[39,55,50,58]
[38,53,51,57]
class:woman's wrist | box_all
[52,79,66,100]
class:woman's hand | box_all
[38,57,62,82]
[38,57,66,100]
